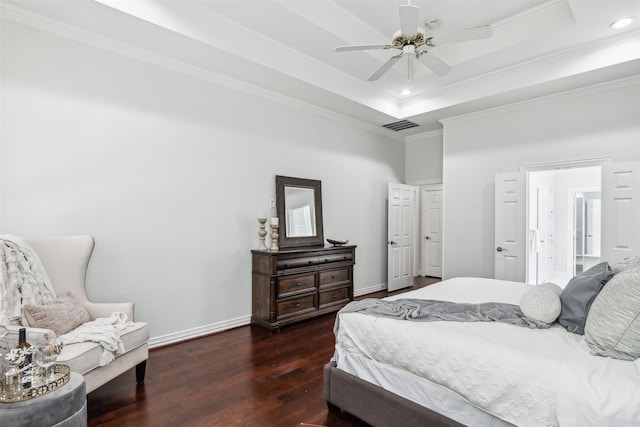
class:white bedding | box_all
[334,277,640,426]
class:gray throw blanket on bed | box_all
[335,298,550,333]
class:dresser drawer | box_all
[277,256,319,270]
[319,287,350,308]
[319,268,350,287]
[318,252,353,264]
[277,294,316,319]
[278,274,316,297]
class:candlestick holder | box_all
[257,218,267,251]
[270,223,279,251]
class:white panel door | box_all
[602,161,640,264]
[536,185,550,284]
[421,189,442,278]
[495,172,526,282]
[388,183,414,292]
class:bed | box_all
[324,275,640,427]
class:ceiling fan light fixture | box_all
[402,45,416,55]
[401,89,412,96]
[610,17,635,29]
[334,3,492,81]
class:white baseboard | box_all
[148,315,251,349]
[149,284,389,348]
[354,283,387,297]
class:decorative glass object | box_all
[34,334,62,383]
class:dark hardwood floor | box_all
[87,277,439,427]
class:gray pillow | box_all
[559,262,614,334]
[585,266,640,360]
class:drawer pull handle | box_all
[292,303,301,308]
[330,275,336,279]
[294,282,302,287]
[332,294,338,298]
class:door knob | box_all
[425,236,431,240]
[388,241,397,245]
[496,246,508,252]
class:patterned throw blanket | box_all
[0,235,56,325]
[335,298,550,334]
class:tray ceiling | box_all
[3,0,639,136]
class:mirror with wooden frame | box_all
[276,175,324,248]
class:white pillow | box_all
[539,282,563,296]
[520,285,561,324]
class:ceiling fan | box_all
[334,2,493,81]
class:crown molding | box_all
[0,2,404,142]
[405,129,443,142]
[440,74,640,127]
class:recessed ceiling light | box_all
[401,89,412,96]
[610,17,635,29]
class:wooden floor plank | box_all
[87,277,439,426]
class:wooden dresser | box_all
[251,245,356,332]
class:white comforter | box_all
[334,277,640,427]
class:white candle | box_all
[270,217,279,226]
[258,212,267,220]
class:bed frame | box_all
[323,361,464,427]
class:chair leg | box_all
[136,360,147,384]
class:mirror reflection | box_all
[284,187,317,237]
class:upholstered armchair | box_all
[5,235,149,393]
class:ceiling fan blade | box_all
[417,51,452,76]
[335,44,391,52]
[368,54,402,81]
[429,25,493,46]
[399,4,419,36]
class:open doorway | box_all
[527,166,601,287]
[572,190,601,275]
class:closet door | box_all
[388,183,416,291]
[494,172,526,282]
[601,161,640,264]
[421,188,442,278]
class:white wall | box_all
[0,20,404,342]
[405,131,443,185]
[441,78,640,279]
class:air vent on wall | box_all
[382,120,419,131]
